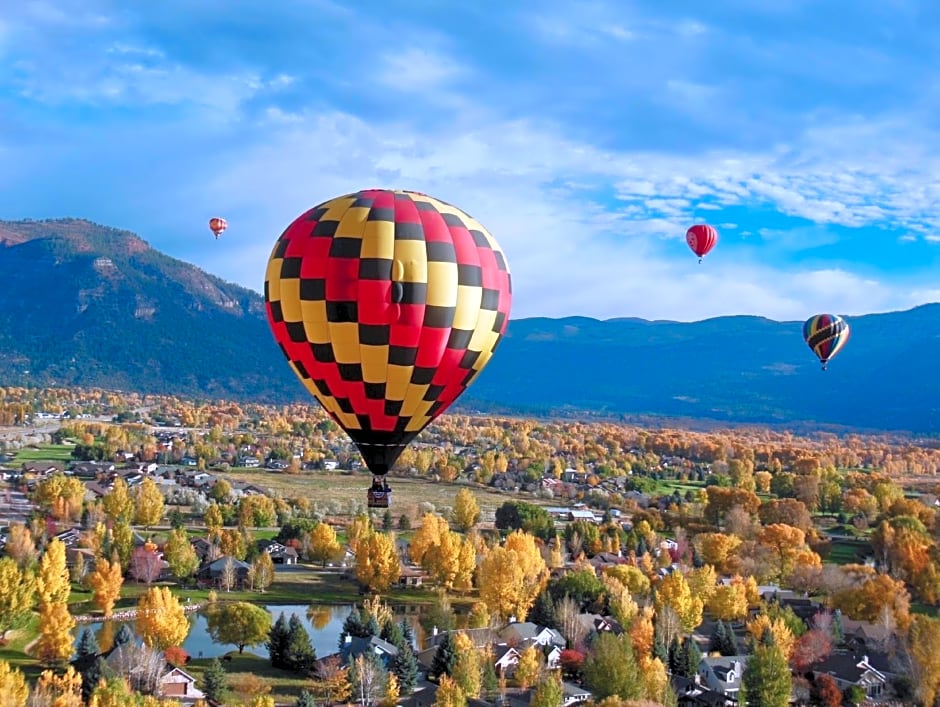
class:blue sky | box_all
[1,0,939,322]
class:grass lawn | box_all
[13,444,74,463]
[185,651,312,704]
[216,470,520,520]
[69,566,447,618]
[826,539,872,565]
[0,615,42,681]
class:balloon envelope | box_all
[209,217,227,238]
[803,313,850,369]
[264,189,512,475]
[686,224,718,259]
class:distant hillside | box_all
[0,218,297,400]
[0,218,937,432]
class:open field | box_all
[218,470,523,520]
[12,444,74,463]
[185,651,312,704]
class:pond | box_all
[77,603,429,660]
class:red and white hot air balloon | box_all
[208,217,228,240]
[686,224,718,263]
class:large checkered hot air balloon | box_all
[265,189,512,507]
[803,313,850,371]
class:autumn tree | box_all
[0,659,28,705]
[315,655,353,705]
[435,675,467,707]
[410,513,450,566]
[452,489,480,533]
[250,552,275,593]
[514,644,542,689]
[355,531,401,593]
[205,503,224,540]
[347,514,374,554]
[451,632,483,698]
[32,666,83,707]
[102,477,135,525]
[130,541,163,584]
[0,558,35,639]
[86,556,124,617]
[134,477,166,528]
[306,522,342,566]
[136,586,190,650]
[163,528,200,583]
[4,523,38,567]
[706,580,749,622]
[477,533,549,622]
[206,602,272,654]
[36,537,76,666]
[908,614,940,706]
[654,571,703,634]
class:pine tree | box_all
[268,613,291,669]
[381,620,405,648]
[392,641,420,695]
[682,637,702,678]
[295,690,316,707]
[653,634,668,663]
[286,613,316,672]
[529,590,557,629]
[667,636,682,675]
[383,509,394,531]
[709,620,727,653]
[202,657,228,703]
[742,630,792,707]
[114,623,134,647]
[75,628,98,658]
[431,632,457,679]
[399,618,415,648]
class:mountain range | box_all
[1,218,937,434]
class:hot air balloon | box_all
[209,217,227,239]
[264,189,512,508]
[686,224,718,263]
[803,314,850,371]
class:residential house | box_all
[398,684,491,707]
[562,682,592,706]
[811,652,888,699]
[256,539,298,565]
[339,634,399,668]
[190,537,215,563]
[498,622,565,649]
[159,666,206,705]
[398,565,426,587]
[196,556,251,590]
[699,656,748,701]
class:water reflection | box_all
[77,603,427,661]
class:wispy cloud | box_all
[0,0,937,323]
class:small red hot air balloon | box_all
[208,217,227,239]
[686,224,718,263]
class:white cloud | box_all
[377,47,467,92]
[194,99,940,322]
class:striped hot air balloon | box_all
[803,313,850,371]
[686,224,718,263]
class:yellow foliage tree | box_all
[33,665,83,707]
[86,557,124,617]
[354,531,401,593]
[102,478,135,525]
[686,565,718,606]
[639,656,671,704]
[706,582,749,622]
[654,571,703,634]
[908,614,940,707]
[452,489,480,533]
[477,534,550,623]
[746,614,795,660]
[0,558,35,639]
[693,533,742,574]
[603,565,651,597]
[36,538,76,666]
[134,477,166,528]
[136,587,190,650]
[434,675,467,707]
[347,514,374,554]
[629,606,655,662]
[451,632,483,698]
[204,504,223,541]
[250,552,275,593]
[410,513,449,565]
[602,574,639,627]
[306,523,342,566]
[0,659,28,705]
[514,644,542,689]
[4,522,38,567]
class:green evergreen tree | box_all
[76,627,98,658]
[742,630,792,707]
[381,620,405,648]
[431,632,458,680]
[582,632,643,700]
[530,670,564,707]
[392,641,420,694]
[481,658,499,698]
[653,634,668,664]
[682,637,702,679]
[202,657,228,704]
[399,618,415,648]
[286,613,316,672]
[709,620,727,654]
[114,623,134,648]
[383,509,394,531]
[667,635,683,675]
[529,590,558,629]
[398,514,411,530]
[268,612,291,669]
